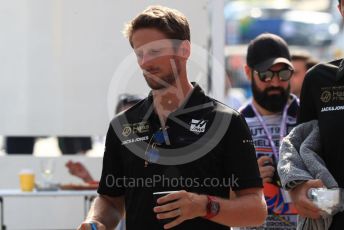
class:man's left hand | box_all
[153,190,208,229]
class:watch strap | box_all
[204,195,220,219]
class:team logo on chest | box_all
[320,90,331,103]
[320,86,344,103]
[122,126,132,137]
[122,122,150,137]
[190,119,207,134]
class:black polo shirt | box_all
[98,84,262,230]
[299,59,344,229]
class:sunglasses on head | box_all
[254,67,294,82]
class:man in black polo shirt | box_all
[288,0,344,229]
[77,5,266,230]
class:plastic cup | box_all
[19,169,35,192]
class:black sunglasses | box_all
[254,68,294,82]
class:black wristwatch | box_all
[204,195,220,219]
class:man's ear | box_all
[179,40,191,59]
[244,64,252,82]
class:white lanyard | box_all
[251,103,288,160]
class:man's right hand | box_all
[289,179,324,219]
[257,156,275,183]
[77,220,106,230]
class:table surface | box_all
[0,189,97,197]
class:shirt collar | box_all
[178,82,207,110]
[140,82,208,121]
[336,59,344,81]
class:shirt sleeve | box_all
[224,113,263,191]
[97,123,125,197]
[298,71,318,123]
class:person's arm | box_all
[78,122,126,229]
[77,195,125,230]
[221,187,266,227]
[66,160,94,183]
[280,122,324,219]
[153,188,266,229]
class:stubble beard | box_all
[144,58,181,90]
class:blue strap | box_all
[90,223,97,230]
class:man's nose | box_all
[138,54,153,69]
[269,74,282,86]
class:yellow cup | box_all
[19,169,35,192]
